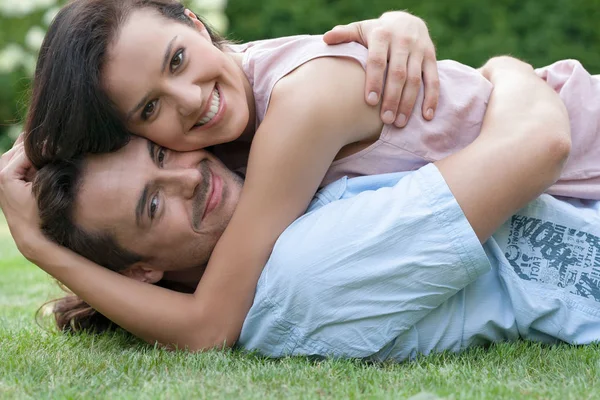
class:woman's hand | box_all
[0,139,46,261]
[323,11,439,127]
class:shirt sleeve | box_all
[243,164,491,359]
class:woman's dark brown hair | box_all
[25,0,226,168]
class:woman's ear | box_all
[184,9,210,39]
[121,263,164,284]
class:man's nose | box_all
[171,84,203,118]
[162,168,203,198]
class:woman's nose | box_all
[172,84,203,117]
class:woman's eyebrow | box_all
[125,35,178,121]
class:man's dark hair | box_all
[33,159,144,333]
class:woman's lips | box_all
[203,168,222,219]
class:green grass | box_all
[2,214,600,399]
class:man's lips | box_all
[202,168,222,220]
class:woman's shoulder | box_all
[243,34,369,124]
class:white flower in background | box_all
[43,6,60,26]
[7,124,23,141]
[0,44,27,73]
[190,0,227,11]
[25,26,46,51]
[0,43,36,75]
[0,0,58,17]
[201,10,228,33]
[22,52,37,76]
[188,0,228,32]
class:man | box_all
[37,136,494,361]
[33,129,600,362]
[5,57,598,362]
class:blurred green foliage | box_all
[1,0,599,151]
[0,6,53,150]
[227,0,600,69]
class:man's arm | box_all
[241,166,491,358]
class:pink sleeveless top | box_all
[232,35,600,199]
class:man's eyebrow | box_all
[125,35,178,122]
[135,141,156,227]
[135,183,150,228]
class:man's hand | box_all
[323,11,439,127]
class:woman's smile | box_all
[190,84,226,133]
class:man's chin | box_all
[162,265,206,287]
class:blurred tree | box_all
[227,0,600,69]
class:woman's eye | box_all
[149,195,160,219]
[157,147,166,167]
[142,100,157,120]
[170,49,184,72]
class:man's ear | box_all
[121,263,164,284]
[184,9,210,39]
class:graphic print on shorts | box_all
[505,215,600,302]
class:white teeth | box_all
[196,89,220,127]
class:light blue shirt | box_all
[239,164,600,361]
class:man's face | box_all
[74,137,243,271]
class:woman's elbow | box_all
[548,131,571,165]
[531,98,571,167]
[544,108,571,166]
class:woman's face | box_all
[103,8,253,151]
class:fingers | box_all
[323,22,362,45]
[392,52,423,127]
[421,48,440,121]
[1,140,24,170]
[364,28,392,107]
[0,144,33,182]
[376,44,406,123]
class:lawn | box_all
[1,214,600,399]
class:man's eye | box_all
[142,100,157,120]
[156,147,166,167]
[149,195,160,219]
[170,49,184,72]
